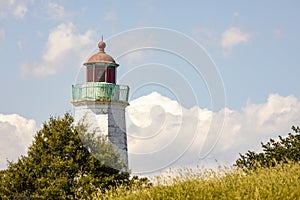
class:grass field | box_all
[96,163,300,200]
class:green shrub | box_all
[236,126,300,170]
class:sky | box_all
[0,0,300,175]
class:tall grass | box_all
[95,163,300,200]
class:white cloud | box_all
[0,114,36,169]
[13,4,27,19]
[103,9,117,21]
[47,2,67,20]
[21,22,95,77]
[221,27,252,49]
[0,0,28,19]
[127,92,300,174]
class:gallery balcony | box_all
[71,82,129,103]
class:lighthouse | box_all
[71,40,130,170]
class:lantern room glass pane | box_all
[95,67,105,82]
[106,67,116,83]
[86,66,94,82]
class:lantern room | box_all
[84,41,119,83]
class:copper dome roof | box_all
[85,41,119,66]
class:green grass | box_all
[95,163,300,200]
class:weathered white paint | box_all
[73,100,129,170]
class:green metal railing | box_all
[72,82,129,102]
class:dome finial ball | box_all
[98,41,106,51]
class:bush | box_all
[235,126,300,170]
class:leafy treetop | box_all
[235,126,300,170]
[0,113,130,199]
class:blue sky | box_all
[1,0,300,174]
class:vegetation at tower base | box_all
[0,113,133,199]
[93,126,300,199]
[0,114,299,200]
[96,163,300,199]
[235,125,300,170]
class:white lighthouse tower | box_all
[71,40,130,170]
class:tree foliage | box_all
[0,113,130,199]
[235,126,300,170]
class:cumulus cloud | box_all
[127,92,213,173]
[211,94,300,163]
[220,27,252,57]
[127,92,300,174]
[0,114,36,169]
[20,23,95,77]
[221,27,251,49]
